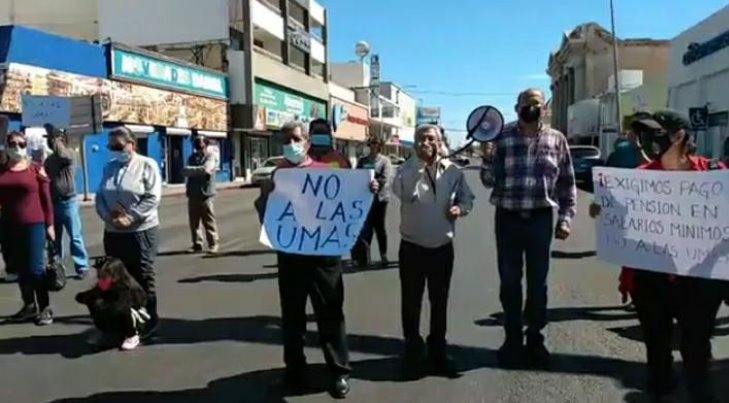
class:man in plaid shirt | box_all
[480,88,576,369]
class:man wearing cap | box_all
[44,124,90,279]
[606,112,652,169]
[352,136,394,267]
[480,88,576,369]
[183,135,220,254]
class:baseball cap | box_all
[634,109,691,134]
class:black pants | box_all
[494,208,553,345]
[277,253,351,375]
[90,303,136,338]
[398,240,454,356]
[103,228,159,327]
[632,270,723,398]
[357,200,389,258]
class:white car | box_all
[251,156,284,186]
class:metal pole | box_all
[610,0,623,135]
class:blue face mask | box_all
[310,134,332,147]
[112,150,131,163]
[283,142,307,164]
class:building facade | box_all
[667,5,729,160]
[547,22,670,137]
[329,82,369,167]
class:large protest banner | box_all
[593,167,729,281]
[260,169,374,256]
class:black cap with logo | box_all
[634,109,692,134]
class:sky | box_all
[321,0,728,146]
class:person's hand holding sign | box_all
[369,179,379,194]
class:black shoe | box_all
[188,245,204,254]
[283,367,308,392]
[526,342,551,369]
[35,307,53,326]
[400,350,427,380]
[497,341,524,369]
[430,353,460,378]
[330,375,350,399]
[380,256,389,266]
[7,303,38,323]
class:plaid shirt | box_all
[480,123,577,223]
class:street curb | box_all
[78,182,254,208]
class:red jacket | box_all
[619,156,725,300]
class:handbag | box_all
[45,241,67,292]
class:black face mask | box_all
[518,105,541,123]
[640,131,674,160]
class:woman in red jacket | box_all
[0,132,55,326]
[603,111,725,402]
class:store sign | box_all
[288,20,311,53]
[416,106,441,125]
[683,29,729,66]
[0,63,227,131]
[111,48,228,99]
[255,81,326,128]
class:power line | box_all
[409,90,517,97]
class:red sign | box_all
[346,115,368,126]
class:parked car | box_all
[251,156,284,186]
[389,155,406,165]
[570,145,603,184]
[451,155,470,166]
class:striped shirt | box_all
[480,122,577,223]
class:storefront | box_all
[330,97,369,167]
[107,45,230,184]
[233,79,327,175]
[668,6,729,159]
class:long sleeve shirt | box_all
[357,154,394,202]
[96,154,162,233]
[0,163,54,226]
[393,157,474,248]
[184,151,218,199]
[44,137,77,202]
[480,122,577,224]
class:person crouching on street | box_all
[255,121,379,399]
[593,110,725,402]
[95,127,162,350]
[393,124,474,377]
[0,132,55,325]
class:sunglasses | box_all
[108,144,126,151]
[7,141,26,148]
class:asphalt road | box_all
[0,170,728,403]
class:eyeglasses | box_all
[7,141,26,148]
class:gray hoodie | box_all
[44,137,77,202]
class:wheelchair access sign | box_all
[689,107,709,131]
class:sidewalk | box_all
[78,179,251,207]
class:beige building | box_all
[547,22,670,136]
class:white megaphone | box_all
[448,105,504,156]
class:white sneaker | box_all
[120,335,140,351]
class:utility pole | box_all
[610,0,623,135]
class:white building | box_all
[668,5,729,159]
[330,61,416,155]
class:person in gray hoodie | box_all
[43,124,90,279]
[95,127,162,350]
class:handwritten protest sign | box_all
[260,169,374,256]
[593,167,729,280]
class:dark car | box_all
[570,145,603,184]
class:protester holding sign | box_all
[255,120,378,399]
[480,88,577,369]
[0,132,55,326]
[592,110,725,402]
[44,124,91,280]
[394,124,474,377]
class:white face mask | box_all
[283,142,307,165]
[7,147,27,161]
[111,150,132,163]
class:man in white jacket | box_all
[392,124,475,377]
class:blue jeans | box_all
[53,198,89,273]
[494,208,553,345]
